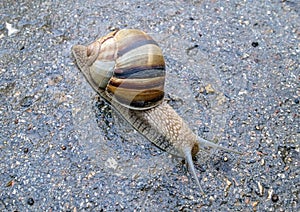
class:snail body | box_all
[72,29,240,193]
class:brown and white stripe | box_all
[102,29,166,110]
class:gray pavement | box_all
[0,0,299,211]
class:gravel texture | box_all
[0,0,299,211]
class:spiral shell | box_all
[84,29,166,110]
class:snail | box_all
[72,29,241,193]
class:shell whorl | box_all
[88,29,166,110]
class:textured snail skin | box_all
[72,29,240,193]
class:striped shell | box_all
[88,29,166,110]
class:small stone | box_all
[260,158,265,166]
[6,22,19,36]
[252,200,259,207]
[6,180,14,187]
[225,178,232,186]
[271,194,279,202]
[224,178,232,197]
[205,84,215,94]
[199,84,215,94]
[245,197,250,204]
[257,181,264,196]
[238,89,248,95]
[27,197,34,206]
[105,157,118,169]
[252,42,259,47]
[241,53,250,59]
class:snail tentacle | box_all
[198,137,242,155]
[184,147,204,194]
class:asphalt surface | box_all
[0,0,299,211]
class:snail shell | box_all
[72,29,240,193]
[77,29,165,110]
